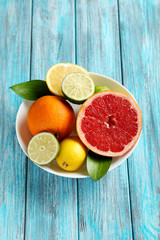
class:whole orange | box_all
[27,95,75,140]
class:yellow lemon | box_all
[56,136,87,171]
[46,63,89,97]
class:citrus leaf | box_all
[87,150,112,182]
[10,80,52,100]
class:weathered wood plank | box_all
[24,1,78,239]
[0,0,32,239]
[118,0,160,239]
[76,0,133,239]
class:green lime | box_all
[27,132,60,165]
[95,85,110,93]
[61,73,95,104]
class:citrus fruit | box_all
[46,63,89,97]
[62,73,95,104]
[27,95,75,140]
[56,136,87,171]
[76,91,142,157]
[95,85,110,93]
[27,132,60,165]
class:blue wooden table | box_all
[0,0,160,239]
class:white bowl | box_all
[16,73,139,178]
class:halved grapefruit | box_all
[76,91,142,157]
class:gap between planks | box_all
[23,0,33,239]
[117,0,134,239]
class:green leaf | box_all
[10,80,52,100]
[87,150,112,182]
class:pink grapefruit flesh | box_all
[76,91,142,157]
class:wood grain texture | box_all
[118,0,160,239]
[76,0,133,239]
[0,0,32,239]
[1,0,159,239]
[24,1,78,239]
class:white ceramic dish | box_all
[16,73,139,178]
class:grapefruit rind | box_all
[76,91,142,157]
